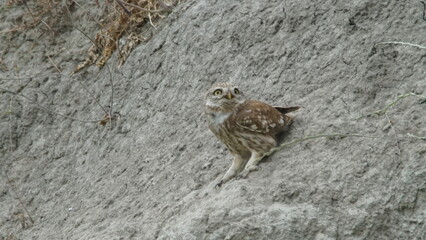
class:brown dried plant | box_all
[2,0,64,33]
[73,0,176,73]
[2,1,177,72]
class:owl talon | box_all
[252,166,261,171]
[236,170,250,179]
[237,165,260,179]
[215,180,224,188]
[236,172,248,180]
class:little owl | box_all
[204,82,300,187]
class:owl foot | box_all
[236,165,260,179]
[215,180,224,188]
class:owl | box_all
[204,82,300,187]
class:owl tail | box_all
[283,114,295,126]
[273,106,301,114]
[273,106,301,126]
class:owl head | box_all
[204,83,247,113]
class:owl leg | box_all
[237,151,264,179]
[216,154,245,187]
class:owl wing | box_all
[233,100,291,134]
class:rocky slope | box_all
[1,0,425,239]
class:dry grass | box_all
[73,0,177,73]
[2,0,62,33]
[2,0,179,73]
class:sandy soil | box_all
[1,0,425,239]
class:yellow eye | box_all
[234,88,240,94]
[213,89,222,96]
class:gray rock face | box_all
[1,0,425,239]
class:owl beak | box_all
[226,92,234,100]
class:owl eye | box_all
[213,89,222,96]
[234,88,240,94]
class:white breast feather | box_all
[210,112,231,125]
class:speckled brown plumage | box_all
[204,83,300,186]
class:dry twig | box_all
[47,55,60,72]
[0,87,103,123]
[356,93,425,120]
[385,113,401,155]
[4,99,35,225]
[265,133,392,158]
[374,41,426,50]
[115,0,173,14]
[407,133,426,140]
